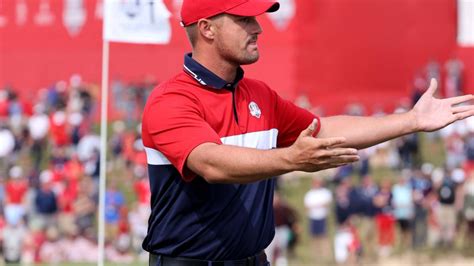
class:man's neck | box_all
[192,52,238,83]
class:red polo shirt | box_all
[140,53,320,259]
[142,59,319,182]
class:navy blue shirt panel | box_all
[143,164,276,260]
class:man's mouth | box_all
[248,36,258,45]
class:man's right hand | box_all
[285,119,360,172]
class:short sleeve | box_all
[272,91,321,147]
[143,91,222,182]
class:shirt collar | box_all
[183,53,244,90]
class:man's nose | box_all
[250,17,263,35]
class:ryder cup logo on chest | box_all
[249,101,261,119]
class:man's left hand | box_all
[411,78,474,132]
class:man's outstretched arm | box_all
[187,79,474,184]
[187,120,359,184]
[318,79,474,149]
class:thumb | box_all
[425,78,438,96]
[300,119,318,137]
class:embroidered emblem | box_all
[249,101,261,118]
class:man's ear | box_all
[197,19,216,40]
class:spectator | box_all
[354,149,371,178]
[354,176,378,258]
[7,91,24,134]
[0,123,15,172]
[39,226,64,264]
[2,220,27,264]
[68,111,84,147]
[21,228,36,264]
[111,79,126,115]
[0,88,9,119]
[104,181,125,240]
[304,177,332,260]
[265,192,297,266]
[463,131,474,174]
[71,179,95,234]
[57,172,79,234]
[78,85,94,118]
[392,171,414,247]
[437,170,459,247]
[110,121,126,167]
[427,168,444,247]
[410,167,432,248]
[0,213,5,260]
[128,203,149,261]
[79,229,99,263]
[105,239,134,263]
[60,224,86,263]
[462,171,474,248]
[444,57,464,98]
[411,74,427,106]
[63,153,84,183]
[374,179,395,257]
[4,166,28,226]
[49,109,69,147]
[335,178,353,226]
[29,222,46,264]
[0,177,5,213]
[334,218,361,265]
[45,83,61,111]
[34,172,58,229]
[27,104,49,171]
[445,132,465,170]
[396,133,419,169]
[107,207,134,263]
[133,169,151,209]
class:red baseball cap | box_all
[180,0,280,27]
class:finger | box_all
[447,94,474,105]
[317,154,360,165]
[317,162,351,171]
[425,78,438,96]
[452,105,474,114]
[300,118,318,137]
[325,147,359,157]
[454,109,474,121]
[331,155,360,164]
[331,162,357,168]
[317,137,347,148]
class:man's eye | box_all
[241,17,250,23]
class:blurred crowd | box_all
[0,57,471,265]
[0,75,154,264]
[266,58,474,265]
[268,139,474,265]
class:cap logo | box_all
[249,101,261,118]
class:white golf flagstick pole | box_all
[98,40,110,266]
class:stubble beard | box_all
[217,41,260,66]
[240,50,260,65]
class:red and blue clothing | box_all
[141,54,319,260]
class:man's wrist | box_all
[278,147,296,173]
[406,110,420,133]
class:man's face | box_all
[212,14,263,65]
